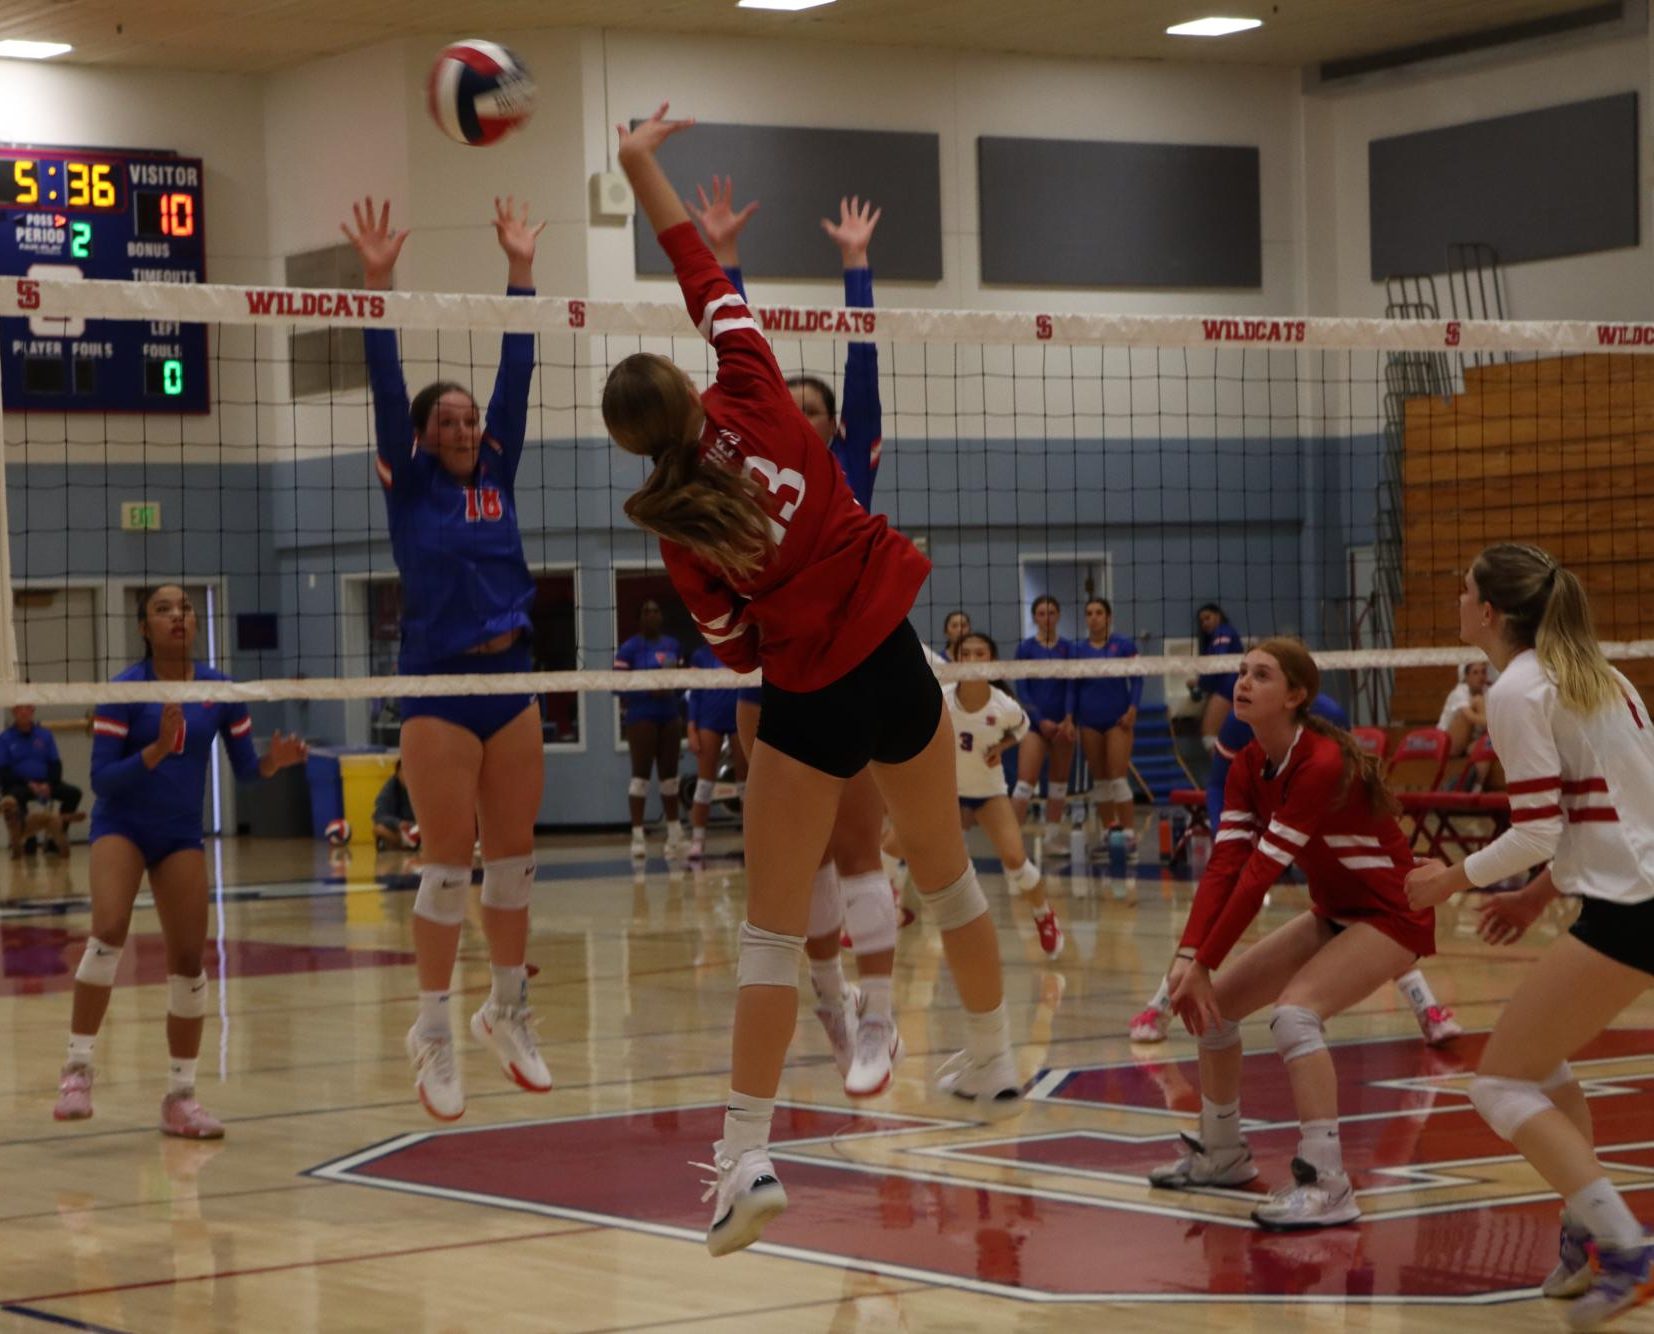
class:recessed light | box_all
[737,0,836,10]
[1166,17,1262,37]
[0,40,72,60]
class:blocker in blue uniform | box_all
[1013,594,1079,854]
[54,583,308,1138]
[1073,598,1141,853]
[346,192,552,1123]
[0,705,83,857]
[615,599,687,860]
[1196,601,1244,763]
[685,642,748,860]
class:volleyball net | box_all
[3,275,1654,749]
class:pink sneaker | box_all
[1419,1005,1463,1047]
[1129,1006,1170,1043]
[160,1090,225,1140]
[53,1064,93,1121]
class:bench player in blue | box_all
[1130,688,1461,1047]
[686,641,745,862]
[53,585,308,1136]
[344,193,551,1121]
[689,178,906,1097]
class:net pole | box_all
[0,368,20,684]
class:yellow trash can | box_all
[339,752,399,847]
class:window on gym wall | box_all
[362,571,580,748]
[612,567,699,751]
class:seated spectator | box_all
[1438,662,1491,757]
[372,760,420,851]
[0,706,84,858]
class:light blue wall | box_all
[8,430,1379,826]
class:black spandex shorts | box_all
[756,621,942,779]
[1569,895,1654,977]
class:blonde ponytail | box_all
[1472,544,1616,714]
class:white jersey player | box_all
[947,634,1063,958]
[1406,544,1654,1329]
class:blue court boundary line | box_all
[0,1306,129,1333]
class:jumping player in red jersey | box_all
[605,105,1019,1257]
[54,586,308,1136]
[688,175,906,1100]
[1407,546,1654,1330]
[1152,637,1435,1230]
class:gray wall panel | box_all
[1368,92,1639,279]
[632,123,942,281]
[977,136,1262,288]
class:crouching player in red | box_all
[1152,637,1435,1229]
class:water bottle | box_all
[1107,827,1127,879]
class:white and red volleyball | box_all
[324,818,352,847]
[427,41,535,146]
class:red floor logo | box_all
[309,1031,1654,1303]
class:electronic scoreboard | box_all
[0,145,208,413]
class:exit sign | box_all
[120,501,161,532]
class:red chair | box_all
[1385,727,1450,794]
[1351,726,1389,762]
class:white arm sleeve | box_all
[1463,681,1565,888]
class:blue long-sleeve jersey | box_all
[1198,620,1244,700]
[90,662,261,834]
[365,288,537,672]
[1070,634,1142,727]
[614,633,683,725]
[1013,636,1073,729]
[723,265,881,511]
[1204,692,1351,830]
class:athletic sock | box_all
[417,990,451,1041]
[722,1089,775,1155]
[963,1000,1010,1063]
[167,1057,198,1095]
[1201,1096,1242,1150]
[809,956,846,1006]
[490,964,528,1010]
[66,1033,95,1068]
[1298,1119,1343,1177]
[1567,1177,1646,1251]
[860,976,893,1020]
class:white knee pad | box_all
[75,937,123,988]
[413,863,472,925]
[167,972,208,1019]
[923,864,990,931]
[1198,1016,1241,1052]
[1469,1074,1556,1141]
[1107,777,1133,803]
[659,776,679,798]
[841,871,898,954]
[1005,859,1042,896]
[695,777,716,806]
[627,776,650,798]
[1271,1004,1326,1062]
[1012,780,1037,802]
[1541,1061,1574,1090]
[736,920,806,988]
[806,864,843,939]
[480,855,534,910]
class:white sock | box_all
[860,975,893,1021]
[963,1000,1010,1063]
[66,1033,95,1068]
[490,964,527,1010]
[1567,1178,1647,1252]
[809,956,846,1005]
[1148,976,1171,1012]
[1394,969,1436,1016]
[168,1057,198,1095]
[1298,1118,1343,1177]
[631,824,644,838]
[417,990,452,1041]
[722,1089,775,1155]
[1201,1096,1242,1149]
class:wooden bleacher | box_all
[1389,352,1654,724]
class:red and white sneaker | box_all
[1033,906,1064,959]
[1130,1006,1171,1044]
[471,1001,553,1093]
[1418,1005,1463,1047]
[405,1025,464,1122]
[845,1016,903,1098]
[159,1090,225,1140]
[53,1064,93,1121]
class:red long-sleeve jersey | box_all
[1180,726,1435,968]
[654,222,931,693]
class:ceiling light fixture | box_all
[0,39,72,59]
[737,0,836,11]
[1166,17,1262,37]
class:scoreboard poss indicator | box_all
[0,145,208,414]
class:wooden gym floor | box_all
[0,830,1649,1333]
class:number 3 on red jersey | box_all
[743,457,805,541]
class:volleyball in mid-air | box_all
[427,41,535,146]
